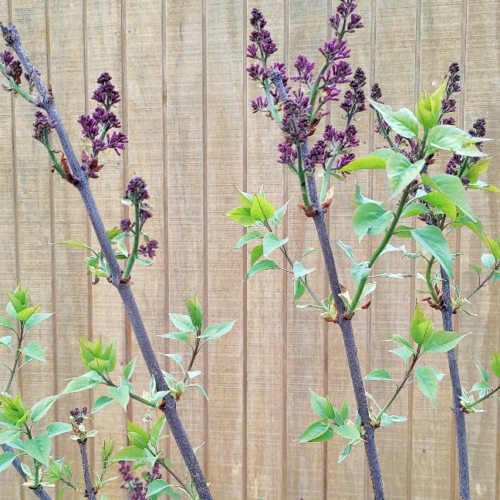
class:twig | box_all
[1,23,212,500]
[440,267,470,500]
[78,440,97,500]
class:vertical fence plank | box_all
[459,1,500,499]
[287,1,328,497]
[165,0,206,476]
[205,0,245,496]
[86,1,128,498]
[244,1,286,498]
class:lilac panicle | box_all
[281,88,311,144]
[440,62,461,121]
[247,8,276,62]
[32,111,57,144]
[120,218,133,233]
[319,38,350,63]
[306,140,332,170]
[291,54,315,85]
[277,142,298,168]
[370,83,382,102]
[92,72,121,111]
[105,131,128,155]
[251,95,268,113]
[469,118,486,138]
[323,124,359,150]
[93,107,121,130]
[138,239,159,259]
[329,0,363,36]
[69,407,87,426]
[77,114,99,141]
[250,8,266,30]
[340,67,366,117]
[125,176,150,203]
[6,59,22,84]
[0,50,14,66]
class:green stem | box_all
[297,148,311,209]
[425,256,440,304]
[320,155,336,204]
[103,375,155,407]
[307,60,330,123]
[122,202,141,279]
[468,384,500,408]
[47,146,67,179]
[375,348,421,422]
[4,325,23,394]
[0,64,38,104]
[264,81,281,125]
[347,184,413,315]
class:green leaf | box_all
[471,381,490,392]
[294,279,306,301]
[0,452,17,473]
[370,100,419,139]
[127,421,149,449]
[185,294,203,330]
[124,357,137,382]
[159,332,190,343]
[337,239,356,263]
[24,434,51,466]
[30,395,59,423]
[481,254,495,269]
[369,148,394,159]
[24,313,52,330]
[6,291,23,314]
[418,192,456,220]
[401,202,430,218]
[422,173,475,221]
[415,366,438,404]
[386,154,425,199]
[108,379,130,410]
[491,350,500,378]
[310,390,330,419]
[309,426,335,443]
[411,225,454,278]
[293,261,315,280]
[423,331,466,353]
[340,398,349,421]
[477,365,489,383]
[364,370,391,381]
[0,336,11,348]
[338,442,353,463]
[200,320,236,341]
[169,314,195,333]
[146,479,180,499]
[46,422,73,438]
[262,233,288,256]
[388,335,415,353]
[351,262,371,286]
[91,396,115,414]
[191,384,208,399]
[334,424,361,441]
[415,82,446,129]
[235,187,253,209]
[297,421,331,443]
[353,184,382,206]
[244,259,280,280]
[0,317,14,331]
[486,237,500,260]
[427,125,486,157]
[390,346,414,361]
[58,240,95,251]
[233,231,263,249]
[250,244,263,266]
[150,416,166,447]
[250,194,275,221]
[20,341,46,362]
[467,180,500,192]
[339,156,387,172]
[0,428,20,445]
[62,371,104,394]
[352,203,392,241]
[111,446,148,462]
[269,200,290,226]
[225,207,257,227]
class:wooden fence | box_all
[0,0,499,498]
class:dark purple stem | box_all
[440,267,470,500]
[0,444,53,500]
[272,69,385,500]
[78,441,97,500]
[1,23,212,500]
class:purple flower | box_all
[469,118,486,138]
[92,73,121,111]
[140,206,153,227]
[138,239,158,259]
[280,88,311,144]
[347,13,363,32]
[93,107,121,130]
[323,124,359,150]
[0,50,14,66]
[445,153,462,175]
[250,8,267,30]
[247,9,276,61]
[120,218,133,233]
[370,83,382,102]
[246,44,259,59]
[333,152,355,172]
[441,98,456,114]
[446,62,461,94]
[329,0,362,35]
[319,38,351,63]
[125,176,150,203]
[105,131,128,155]
[291,54,315,85]
[442,117,455,125]
[247,63,265,82]
[251,96,268,113]
[277,142,298,167]
[340,67,366,116]
[146,462,162,483]
[69,407,87,426]
[306,140,332,170]
[77,114,99,141]
[6,60,22,85]
[119,462,146,500]
[32,111,57,143]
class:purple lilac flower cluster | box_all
[1,50,22,85]
[441,62,461,125]
[125,176,150,203]
[138,239,159,259]
[77,73,127,173]
[277,142,298,170]
[32,111,57,144]
[69,407,87,426]
[280,88,311,144]
[118,461,162,500]
[329,0,363,37]
[321,123,359,172]
[340,67,366,118]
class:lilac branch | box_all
[78,441,97,500]
[1,22,212,500]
